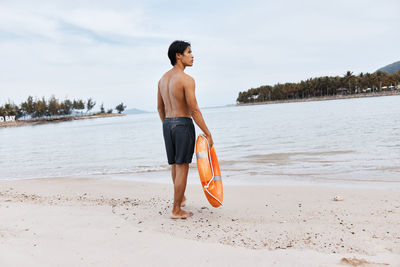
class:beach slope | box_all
[1,178,399,266]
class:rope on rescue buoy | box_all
[199,134,223,206]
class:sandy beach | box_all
[0,177,399,266]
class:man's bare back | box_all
[158,69,193,118]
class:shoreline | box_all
[3,169,400,192]
[0,113,124,128]
[1,177,399,266]
[237,90,400,106]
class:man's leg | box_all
[171,164,176,183]
[171,163,193,219]
[171,164,186,207]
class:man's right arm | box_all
[184,76,214,147]
[157,81,165,123]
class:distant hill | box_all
[377,60,400,74]
[124,108,149,115]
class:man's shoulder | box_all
[181,72,195,84]
[160,70,194,86]
[160,70,171,80]
[170,71,194,86]
[159,71,171,86]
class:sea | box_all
[1,95,399,189]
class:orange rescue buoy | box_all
[195,134,223,207]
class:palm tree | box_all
[343,71,355,94]
[73,99,85,115]
[21,96,35,118]
[48,96,60,117]
[115,102,126,114]
[86,98,96,114]
[33,97,47,118]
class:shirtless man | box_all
[157,40,213,219]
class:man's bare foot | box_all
[171,209,193,219]
[181,196,187,207]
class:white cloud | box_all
[0,6,60,39]
[0,0,399,110]
[64,9,147,37]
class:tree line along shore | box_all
[236,71,400,104]
[0,96,127,127]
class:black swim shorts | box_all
[163,117,195,165]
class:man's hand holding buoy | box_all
[205,132,214,148]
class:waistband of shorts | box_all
[164,117,193,123]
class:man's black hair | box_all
[168,40,191,66]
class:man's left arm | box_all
[157,81,165,123]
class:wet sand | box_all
[1,177,399,266]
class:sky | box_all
[0,0,399,111]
